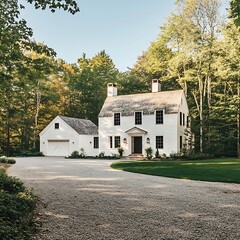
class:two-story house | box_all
[98,80,189,157]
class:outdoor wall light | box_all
[90,141,92,144]
[123,138,127,144]
[43,142,45,144]
[146,138,150,144]
[72,142,74,144]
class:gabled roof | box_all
[125,127,148,134]
[99,90,184,117]
[59,116,98,135]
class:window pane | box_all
[183,113,185,126]
[94,137,99,149]
[110,136,113,148]
[114,136,120,148]
[180,136,183,150]
[135,112,142,125]
[156,136,163,149]
[180,112,182,126]
[55,123,59,129]
[156,110,163,124]
[114,113,120,126]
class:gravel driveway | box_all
[8,157,240,240]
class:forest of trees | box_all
[0,0,240,157]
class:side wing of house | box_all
[40,116,99,157]
[39,116,81,156]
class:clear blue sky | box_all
[20,0,228,71]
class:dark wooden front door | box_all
[134,137,142,154]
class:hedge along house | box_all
[40,116,99,156]
[98,80,190,157]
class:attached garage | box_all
[39,116,99,157]
[47,140,70,156]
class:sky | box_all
[20,0,228,72]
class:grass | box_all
[111,158,240,184]
[0,162,37,240]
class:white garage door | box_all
[47,140,70,156]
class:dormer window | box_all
[55,123,59,129]
[156,110,163,124]
[135,112,142,125]
[114,113,120,126]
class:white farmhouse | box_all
[98,80,190,157]
[40,116,99,156]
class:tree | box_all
[67,51,119,124]
[229,0,240,26]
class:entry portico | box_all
[125,127,147,154]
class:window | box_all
[109,136,113,148]
[114,113,120,126]
[180,112,182,126]
[156,136,163,149]
[55,123,59,129]
[180,136,183,150]
[114,136,120,148]
[187,116,189,128]
[93,137,99,149]
[183,113,185,126]
[156,110,163,124]
[135,112,142,125]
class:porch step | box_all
[127,154,145,160]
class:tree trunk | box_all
[33,91,41,150]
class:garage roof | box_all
[59,116,98,135]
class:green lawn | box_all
[111,158,240,183]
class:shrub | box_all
[0,171,37,240]
[79,148,86,158]
[118,147,124,157]
[185,152,214,160]
[0,156,16,164]
[161,153,167,159]
[69,151,80,158]
[0,172,25,194]
[98,152,105,158]
[18,151,44,157]
[155,149,160,158]
[145,147,153,160]
[170,152,214,160]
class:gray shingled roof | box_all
[59,116,98,135]
[99,90,184,117]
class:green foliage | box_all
[26,0,80,14]
[111,158,240,183]
[155,149,160,158]
[79,148,86,157]
[98,152,105,158]
[118,147,124,157]
[0,173,25,194]
[145,147,153,160]
[0,157,16,164]
[170,152,214,160]
[18,150,44,157]
[0,170,37,239]
[69,151,80,158]
[229,0,240,26]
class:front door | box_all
[134,137,142,154]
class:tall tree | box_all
[229,0,240,26]
[67,51,119,124]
